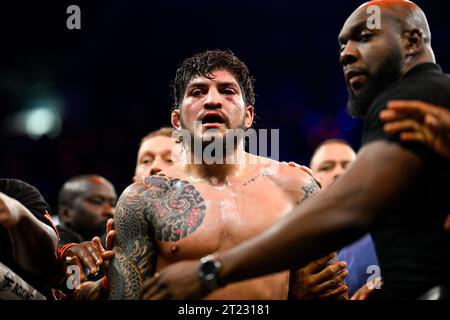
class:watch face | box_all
[201,260,216,276]
[198,256,222,290]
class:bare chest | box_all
[154,177,296,264]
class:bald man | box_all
[57,175,117,244]
[144,0,450,300]
[309,139,357,188]
[310,140,380,298]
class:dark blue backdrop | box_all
[1,0,449,210]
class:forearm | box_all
[107,256,143,300]
[71,277,108,300]
[220,187,366,286]
[106,182,156,300]
[107,237,156,299]
[219,141,422,287]
[8,210,59,277]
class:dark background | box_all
[1,0,449,211]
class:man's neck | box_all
[181,144,248,185]
[401,50,435,77]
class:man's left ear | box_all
[245,106,254,129]
[171,109,181,129]
[403,29,423,56]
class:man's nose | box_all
[149,157,164,176]
[332,166,346,181]
[102,202,115,218]
[340,41,359,66]
[204,89,222,109]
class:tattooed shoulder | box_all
[139,174,207,242]
[300,179,320,203]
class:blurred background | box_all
[1,0,449,211]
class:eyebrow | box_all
[338,20,368,44]
[186,81,240,91]
[138,151,154,159]
[319,160,337,165]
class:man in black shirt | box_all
[0,179,60,298]
[139,0,450,300]
[57,175,117,245]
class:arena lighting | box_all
[12,99,63,140]
[24,107,61,139]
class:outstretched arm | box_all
[0,192,59,279]
[219,140,422,285]
[107,182,157,300]
[139,140,422,299]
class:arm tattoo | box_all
[300,179,320,203]
[107,175,206,299]
[107,181,155,300]
[150,176,206,241]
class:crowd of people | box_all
[1,0,449,300]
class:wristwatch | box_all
[197,254,223,291]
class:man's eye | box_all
[360,33,373,42]
[163,155,174,163]
[191,90,202,97]
[141,158,153,164]
[223,89,236,95]
[87,198,103,205]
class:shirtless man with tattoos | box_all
[107,50,348,300]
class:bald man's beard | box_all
[347,49,403,118]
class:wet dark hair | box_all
[172,49,255,110]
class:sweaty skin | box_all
[108,153,319,300]
[132,1,446,300]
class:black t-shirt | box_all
[361,63,450,299]
[0,179,59,297]
[57,224,85,245]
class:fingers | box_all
[318,285,348,300]
[399,131,427,143]
[285,162,313,178]
[92,236,105,253]
[383,101,450,133]
[141,274,163,300]
[387,100,441,117]
[287,161,300,168]
[284,162,322,188]
[383,119,434,145]
[106,218,115,234]
[426,113,450,131]
[106,219,116,251]
[149,290,171,300]
[71,245,100,275]
[351,287,370,300]
[316,268,349,293]
[65,255,87,282]
[102,250,115,261]
[383,119,423,134]
[106,230,116,251]
[305,253,336,273]
[88,240,103,266]
[380,109,408,122]
[315,260,347,283]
